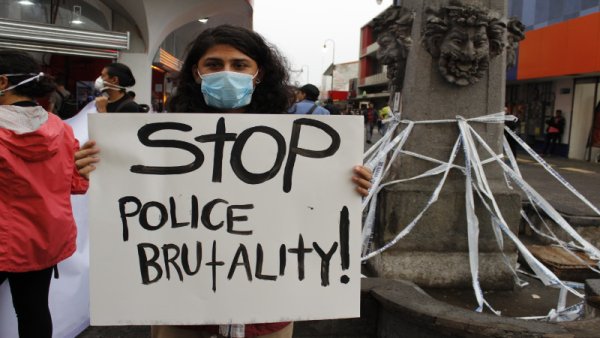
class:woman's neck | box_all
[227,107,246,114]
[0,93,33,105]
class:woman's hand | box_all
[352,165,372,197]
[75,140,100,179]
[95,96,108,113]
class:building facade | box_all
[356,17,390,110]
[508,0,600,161]
[322,60,359,108]
[0,0,254,112]
[357,1,600,161]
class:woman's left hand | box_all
[352,165,373,197]
[75,140,100,179]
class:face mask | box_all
[94,76,126,92]
[198,70,258,109]
[0,72,44,96]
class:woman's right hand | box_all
[95,96,108,113]
[75,140,100,179]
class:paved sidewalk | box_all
[516,153,600,218]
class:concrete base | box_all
[368,182,522,289]
[522,202,600,248]
[368,251,518,289]
[294,278,600,338]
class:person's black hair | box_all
[105,62,136,88]
[0,49,55,98]
[167,24,293,114]
[300,84,320,101]
[127,91,136,99]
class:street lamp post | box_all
[301,64,309,84]
[323,39,335,97]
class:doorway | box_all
[570,78,598,160]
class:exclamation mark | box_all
[339,206,350,284]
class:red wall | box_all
[518,12,600,80]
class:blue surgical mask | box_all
[198,70,258,109]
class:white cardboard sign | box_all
[88,114,363,325]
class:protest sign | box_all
[88,113,363,325]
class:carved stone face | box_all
[377,33,401,64]
[438,25,490,86]
[423,2,508,87]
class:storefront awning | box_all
[0,18,129,58]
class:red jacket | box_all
[179,322,291,337]
[0,111,88,272]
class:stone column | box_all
[368,0,521,289]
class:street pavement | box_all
[517,154,600,218]
[77,129,600,338]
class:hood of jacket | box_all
[0,105,63,162]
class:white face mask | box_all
[94,76,126,92]
[0,72,44,96]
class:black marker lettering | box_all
[205,240,224,292]
[339,206,351,284]
[169,197,189,228]
[283,118,341,193]
[130,122,204,175]
[181,242,202,276]
[118,196,141,242]
[139,201,168,231]
[230,126,286,184]
[137,243,162,285]
[279,244,287,276]
[226,204,254,235]
[162,244,183,281]
[191,195,199,229]
[201,198,228,231]
[288,235,313,281]
[313,242,339,287]
[195,117,237,182]
[340,206,350,270]
[227,244,252,281]
[255,244,277,281]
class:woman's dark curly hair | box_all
[0,49,55,98]
[167,25,293,114]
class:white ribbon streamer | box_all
[360,112,598,321]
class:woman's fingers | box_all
[353,165,373,181]
[76,156,99,169]
[352,165,373,197]
[75,141,100,162]
[78,165,96,180]
[75,140,100,178]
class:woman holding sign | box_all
[76,24,372,338]
[159,24,370,338]
[0,50,89,338]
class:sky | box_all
[253,0,394,88]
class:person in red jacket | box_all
[0,50,89,338]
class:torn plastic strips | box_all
[360,112,598,321]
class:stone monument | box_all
[368,0,523,289]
